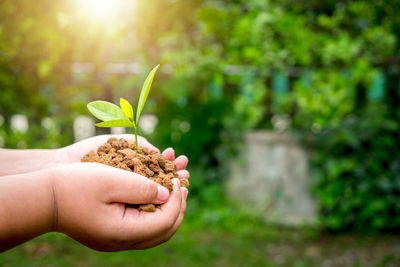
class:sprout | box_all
[87,64,160,153]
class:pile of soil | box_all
[81,137,189,212]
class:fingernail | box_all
[172,178,180,190]
[181,187,188,201]
[157,185,170,202]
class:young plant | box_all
[87,64,159,153]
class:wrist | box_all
[24,168,58,234]
[44,167,59,232]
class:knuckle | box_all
[180,171,190,179]
[142,181,158,200]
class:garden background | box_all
[0,0,399,266]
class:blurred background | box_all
[1,0,400,266]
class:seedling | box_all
[87,64,159,153]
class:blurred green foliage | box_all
[0,0,399,232]
[151,0,400,232]
[310,105,400,232]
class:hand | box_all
[51,163,188,251]
[62,134,190,180]
[0,135,190,252]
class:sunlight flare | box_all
[76,0,124,21]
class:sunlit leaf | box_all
[87,101,127,121]
[95,119,134,128]
[120,97,134,122]
[136,64,160,123]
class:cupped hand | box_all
[61,135,190,180]
[51,163,188,251]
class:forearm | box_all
[0,148,68,176]
[0,169,55,251]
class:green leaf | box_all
[95,119,134,128]
[136,64,160,123]
[120,97,134,122]
[87,101,127,121]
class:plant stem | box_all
[134,127,138,154]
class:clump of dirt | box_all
[81,137,189,212]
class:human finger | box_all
[162,148,175,161]
[174,155,188,170]
[130,187,188,249]
[103,166,170,205]
[120,179,182,241]
[176,170,190,179]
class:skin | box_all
[0,135,189,252]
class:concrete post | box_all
[226,131,316,225]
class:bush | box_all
[310,106,400,232]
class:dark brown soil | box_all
[81,137,189,212]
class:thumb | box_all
[104,168,170,205]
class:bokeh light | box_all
[76,0,125,21]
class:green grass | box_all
[1,213,399,267]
